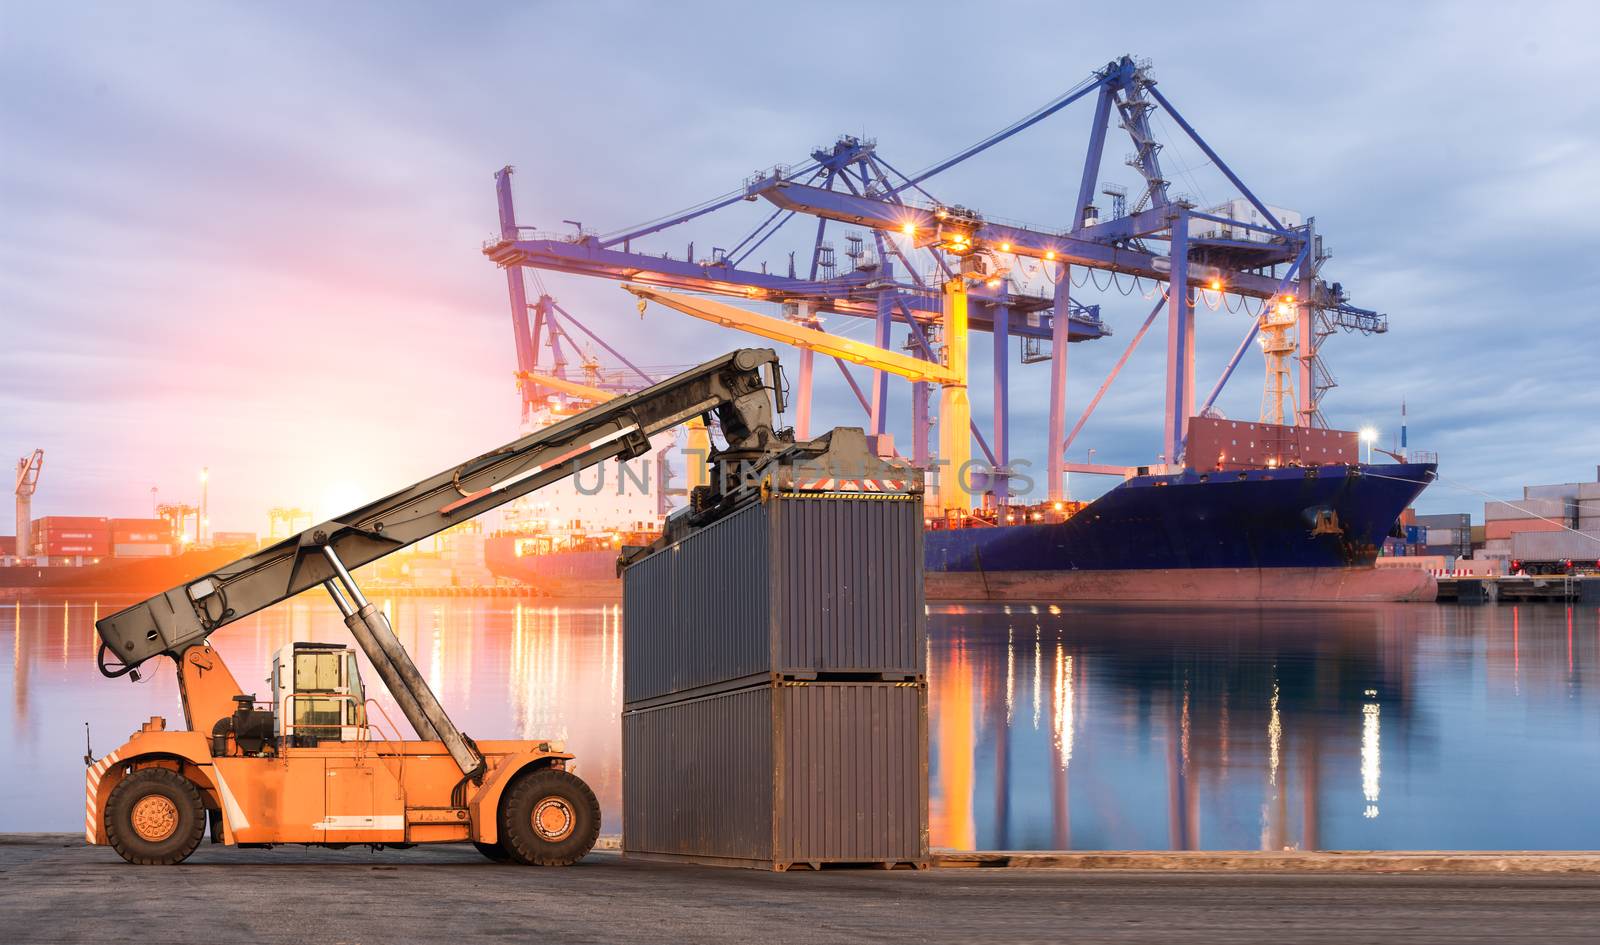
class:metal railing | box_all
[282,691,366,739]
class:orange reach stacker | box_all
[88,349,791,865]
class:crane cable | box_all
[1363,472,1600,547]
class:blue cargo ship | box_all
[925,461,1438,602]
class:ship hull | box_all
[927,462,1437,602]
[0,547,243,599]
[926,565,1436,602]
[484,540,624,599]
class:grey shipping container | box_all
[1510,530,1600,562]
[1485,498,1568,521]
[623,492,924,705]
[1415,512,1470,530]
[622,679,928,870]
[112,542,172,558]
[1421,527,1458,547]
[1525,483,1582,501]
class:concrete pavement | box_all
[6,835,1600,944]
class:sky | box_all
[2,1,1597,534]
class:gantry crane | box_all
[156,503,198,546]
[266,506,311,540]
[14,449,43,558]
[87,349,797,865]
[487,150,1107,504]
[486,54,1388,502]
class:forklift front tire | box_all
[104,768,207,865]
[499,768,600,866]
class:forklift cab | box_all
[270,642,367,745]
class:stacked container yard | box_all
[210,531,259,548]
[619,435,928,871]
[30,516,109,560]
[1416,512,1471,560]
[1483,475,1600,570]
[1510,529,1600,567]
[109,517,172,558]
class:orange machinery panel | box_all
[322,757,405,843]
[1186,417,1358,471]
[213,756,327,844]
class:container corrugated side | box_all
[623,494,925,705]
[109,517,167,532]
[39,541,109,556]
[771,494,924,677]
[31,516,108,530]
[1485,498,1568,521]
[777,679,927,867]
[1485,519,1566,541]
[112,530,167,544]
[622,685,774,864]
[1525,484,1582,501]
[113,543,173,558]
[623,501,771,704]
[1510,530,1600,561]
[622,680,928,870]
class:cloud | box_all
[2,1,1595,532]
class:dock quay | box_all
[5,835,1599,944]
[1436,574,1598,603]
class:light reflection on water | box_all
[930,601,1600,851]
[4,597,1598,850]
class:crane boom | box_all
[95,348,789,778]
[625,285,962,385]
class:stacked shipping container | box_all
[210,531,258,548]
[30,516,109,558]
[110,517,172,558]
[620,491,929,870]
[1478,478,1600,569]
[1416,512,1471,560]
[1184,416,1357,470]
[23,516,179,560]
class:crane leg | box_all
[321,546,485,780]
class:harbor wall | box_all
[925,565,1437,602]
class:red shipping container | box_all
[1484,518,1565,541]
[33,516,110,552]
[40,530,102,540]
[1184,417,1357,471]
[32,515,109,530]
[112,529,169,543]
[44,547,108,558]
[110,518,169,543]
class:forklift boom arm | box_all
[95,348,787,779]
[97,347,786,673]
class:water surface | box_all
[4,596,1596,850]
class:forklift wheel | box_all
[499,768,600,866]
[473,841,513,863]
[104,768,207,865]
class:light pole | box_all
[199,466,209,545]
[1359,427,1378,464]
